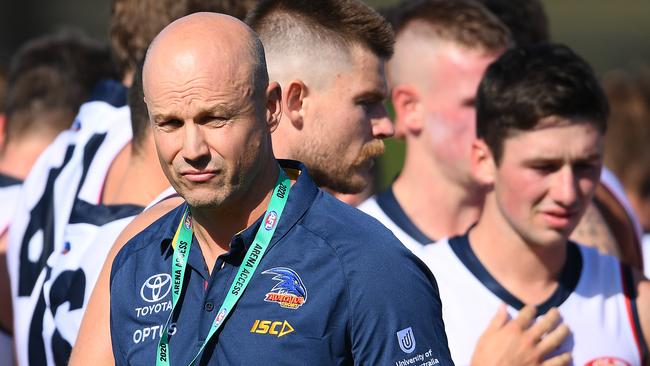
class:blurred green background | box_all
[1,0,648,190]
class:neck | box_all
[0,137,53,179]
[468,193,567,305]
[190,160,280,272]
[103,140,170,205]
[393,143,484,240]
[270,115,295,160]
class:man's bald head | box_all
[140,12,282,209]
[143,12,269,102]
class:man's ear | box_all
[392,85,423,138]
[283,80,308,130]
[471,138,496,186]
[266,81,282,133]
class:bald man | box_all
[71,13,453,366]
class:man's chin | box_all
[332,175,368,195]
[321,176,367,195]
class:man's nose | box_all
[552,165,578,207]
[182,122,210,162]
[372,106,394,139]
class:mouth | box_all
[540,209,579,229]
[180,170,218,183]
[352,140,385,170]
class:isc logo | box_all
[250,320,294,337]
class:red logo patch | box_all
[264,211,278,230]
[585,357,632,366]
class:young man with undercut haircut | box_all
[421,43,650,365]
[246,0,395,197]
[359,0,508,250]
[71,12,453,366]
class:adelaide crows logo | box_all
[262,267,307,309]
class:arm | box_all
[348,247,454,365]
[0,232,12,335]
[70,197,182,365]
[0,231,17,366]
[633,270,650,366]
[471,305,571,366]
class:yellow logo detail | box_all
[250,320,294,337]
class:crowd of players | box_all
[0,0,649,365]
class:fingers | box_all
[511,304,536,330]
[485,303,509,333]
[540,352,571,366]
[528,307,561,341]
[537,323,571,357]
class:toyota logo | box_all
[140,273,172,303]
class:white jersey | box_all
[600,167,644,247]
[7,81,136,366]
[357,187,435,253]
[43,187,176,362]
[420,235,646,366]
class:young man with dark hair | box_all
[421,43,650,365]
[71,12,453,366]
[246,0,394,196]
[472,0,646,277]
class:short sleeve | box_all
[347,242,455,365]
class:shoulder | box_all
[109,197,183,278]
[301,192,412,263]
[355,195,392,227]
[300,191,440,297]
[573,242,620,276]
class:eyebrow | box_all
[151,104,240,123]
[354,90,387,102]
[523,152,603,164]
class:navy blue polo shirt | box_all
[110,160,453,365]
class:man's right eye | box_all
[158,119,183,128]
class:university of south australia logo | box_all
[396,327,416,354]
[262,267,307,309]
[140,273,172,303]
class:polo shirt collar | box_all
[160,159,318,271]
